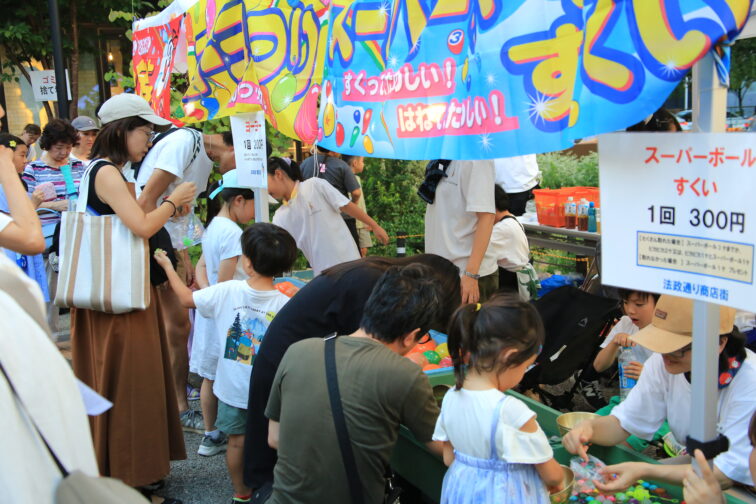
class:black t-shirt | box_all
[256,263,386,366]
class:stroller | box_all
[519,285,621,410]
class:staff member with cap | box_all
[563,295,756,492]
[70,115,100,164]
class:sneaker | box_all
[575,379,607,411]
[198,432,228,457]
[179,409,204,434]
[186,385,200,401]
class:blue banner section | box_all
[318,0,752,160]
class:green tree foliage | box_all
[537,151,599,188]
[360,158,428,256]
[729,38,756,116]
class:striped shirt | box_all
[22,159,86,226]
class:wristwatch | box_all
[463,270,481,280]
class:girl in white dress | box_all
[433,293,564,504]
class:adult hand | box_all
[596,462,644,493]
[623,361,643,380]
[153,249,173,270]
[683,450,725,504]
[31,189,45,209]
[371,224,389,245]
[168,182,197,208]
[613,332,635,347]
[48,200,70,212]
[0,145,13,168]
[460,275,480,304]
[562,421,594,461]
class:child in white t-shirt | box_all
[592,289,669,451]
[155,222,297,503]
[266,156,389,275]
[433,294,564,504]
[189,170,254,457]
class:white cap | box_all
[98,93,172,127]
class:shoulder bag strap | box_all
[76,159,112,215]
[0,359,69,477]
[324,335,364,504]
[501,214,525,231]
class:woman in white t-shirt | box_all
[564,295,756,492]
[266,157,389,276]
[191,169,254,457]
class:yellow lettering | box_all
[583,0,633,91]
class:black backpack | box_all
[521,286,621,390]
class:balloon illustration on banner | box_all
[134,0,752,159]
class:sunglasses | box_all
[662,344,692,359]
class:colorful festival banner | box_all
[318,0,753,160]
[181,0,329,143]
[133,11,187,120]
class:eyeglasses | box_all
[663,344,692,359]
[417,333,432,345]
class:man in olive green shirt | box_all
[266,264,445,504]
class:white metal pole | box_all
[689,51,726,468]
[254,188,270,223]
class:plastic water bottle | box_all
[618,346,637,400]
[564,196,576,228]
[59,164,78,210]
[587,202,597,232]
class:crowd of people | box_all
[0,94,754,504]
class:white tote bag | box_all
[55,160,150,314]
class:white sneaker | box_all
[198,432,228,457]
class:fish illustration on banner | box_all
[133,15,184,121]
[318,0,753,160]
[182,0,329,143]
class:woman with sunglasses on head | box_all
[70,94,195,503]
[563,295,756,494]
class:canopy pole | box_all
[688,52,726,470]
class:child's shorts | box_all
[216,400,248,435]
[189,311,220,380]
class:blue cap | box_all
[209,170,253,199]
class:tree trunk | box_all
[69,0,80,118]
[7,53,55,120]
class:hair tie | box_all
[475,303,481,311]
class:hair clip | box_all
[282,156,292,166]
[8,140,16,148]
[475,303,481,311]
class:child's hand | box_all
[623,361,643,380]
[613,332,635,347]
[153,249,172,270]
[547,482,565,494]
[683,450,725,504]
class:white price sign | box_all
[29,70,72,102]
[231,111,267,188]
[600,132,756,312]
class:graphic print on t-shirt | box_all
[223,309,275,365]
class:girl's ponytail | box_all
[448,303,481,390]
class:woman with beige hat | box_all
[563,295,756,493]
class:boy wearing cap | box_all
[70,115,100,164]
[564,295,756,492]
[154,222,297,504]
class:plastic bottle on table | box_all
[587,202,597,232]
[618,346,638,400]
[577,199,589,231]
[564,197,576,228]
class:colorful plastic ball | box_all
[438,357,452,368]
[435,342,449,359]
[423,364,440,372]
[424,351,441,365]
[409,340,436,354]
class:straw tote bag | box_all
[55,160,150,314]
